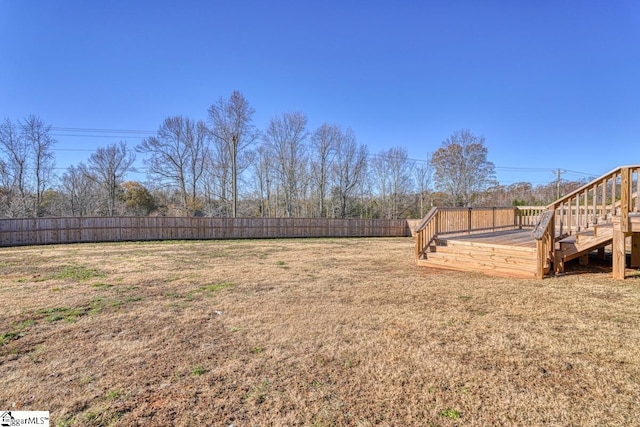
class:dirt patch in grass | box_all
[1,238,639,426]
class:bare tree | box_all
[137,116,209,215]
[251,143,276,217]
[84,141,136,216]
[263,112,309,217]
[0,118,30,216]
[413,161,433,217]
[331,129,367,218]
[59,164,99,216]
[309,124,339,217]
[431,129,496,207]
[203,139,231,216]
[370,147,414,219]
[208,91,259,217]
[20,115,56,216]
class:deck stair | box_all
[556,224,613,266]
[415,165,640,279]
[418,232,538,278]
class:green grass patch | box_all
[0,319,36,346]
[106,389,122,400]
[440,408,461,420]
[35,296,136,323]
[191,365,207,376]
[0,331,21,346]
[92,282,114,289]
[37,306,86,323]
[51,265,105,281]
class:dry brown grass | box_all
[1,237,639,426]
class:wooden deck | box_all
[415,165,640,279]
[443,228,537,247]
[417,228,539,278]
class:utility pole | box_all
[553,169,565,200]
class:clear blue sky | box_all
[1,0,639,186]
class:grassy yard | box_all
[1,237,639,426]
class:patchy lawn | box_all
[1,238,639,426]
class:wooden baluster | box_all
[593,184,598,225]
[575,196,580,232]
[600,178,607,222]
[636,168,640,212]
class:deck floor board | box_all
[441,229,536,248]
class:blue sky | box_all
[1,0,639,186]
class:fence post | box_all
[492,207,496,232]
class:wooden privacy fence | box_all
[0,217,411,247]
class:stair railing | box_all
[531,210,555,279]
[548,165,640,238]
[531,165,640,277]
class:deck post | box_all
[631,233,640,268]
[612,224,627,279]
[536,239,545,279]
[621,167,630,233]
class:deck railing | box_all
[531,165,640,277]
[414,207,535,261]
[548,165,640,237]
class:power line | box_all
[46,126,600,180]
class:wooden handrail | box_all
[415,206,439,233]
[529,164,640,277]
[532,210,555,279]
[532,210,554,240]
[549,165,640,209]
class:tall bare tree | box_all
[59,164,99,216]
[203,139,231,216]
[0,117,30,216]
[413,161,433,217]
[20,115,56,216]
[208,91,259,217]
[84,141,136,216]
[370,147,414,219]
[331,129,367,218]
[251,143,275,217]
[310,124,339,217]
[431,129,496,207]
[137,116,208,215]
[264,112,309,217]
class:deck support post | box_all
[554,250,564,274]
[579,254,589,266]
[612,226,629,279]
[536,239,545,279]
[631,233,640,268]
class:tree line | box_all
[1,92,591,219]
